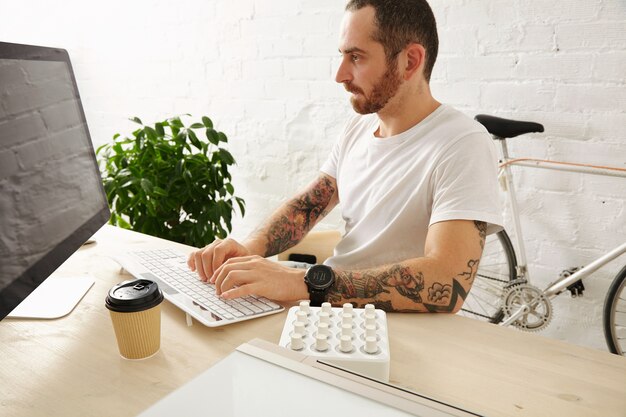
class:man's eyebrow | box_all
[339,47,367,55]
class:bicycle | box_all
[458,114,626,356]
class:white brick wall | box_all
[2,0,625,352]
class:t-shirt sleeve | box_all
[320,116,361,179]
[429,131,504,234]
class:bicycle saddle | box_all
[474,114,544,139]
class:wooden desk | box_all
[1,225,625,417]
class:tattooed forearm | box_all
[474,221,487,249]
[381,266,424,303]
[329,258,480,313]
[260,175,336,257]
[330,264,425,312]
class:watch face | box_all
[306,265,333,289]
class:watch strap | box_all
[308,289,326,307]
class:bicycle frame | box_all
[496,137,626,299]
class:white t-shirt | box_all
[320,104,503,270]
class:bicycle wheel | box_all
[459,230,518,324]
[603,264,626,356]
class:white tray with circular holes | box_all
[278,304,390,381]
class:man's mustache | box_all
[344,83,363,95]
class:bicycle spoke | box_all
[475,273,509,283]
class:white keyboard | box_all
[115,249,283,327]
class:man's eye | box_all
[351,54,360,62]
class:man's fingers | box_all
[211,241,231,276]
[212,256,258,293]
[221,283,256,300]
[187,253,196,271]
[211,238,249,275]
[194,250,208,281]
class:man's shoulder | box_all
[434,105,488,138]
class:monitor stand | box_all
[7,275,95,319]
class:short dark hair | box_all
[345,0,439,82]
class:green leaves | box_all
[206,128,220,145]
[96,114,245,247]
[218,148,235,165]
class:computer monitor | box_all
[0,42,110,320]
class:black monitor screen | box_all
[0,42,110,319]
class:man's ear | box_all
[403,43,426,81]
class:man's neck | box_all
[374,84,440,138]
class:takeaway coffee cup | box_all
[105,279,164,359]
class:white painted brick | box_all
[515,165,584,194]
[264,80,310,100]
[518,24,558,53]
[556,22,626,50]
[582,174,626,201]
[431,81,481,108]
[573,195,626,244]
[555,85,626,113]
[517,0,602,23]
[299,0,340,13]
[480,82,557,112]
[586,113,626,142]
[553,140,626,167]
[486,0,521,24]
[446,55,517,81]
[599,0,626,20]
[284,58,331,81]
[218,38,259,61]
[513,54,593,82]
[216,0,254,20]
[593,52,626,83]
[445,1,492,27]
[221,79,267,100]
[259,39,303,58]
[243,99,285,120]
[302,35,337,57]
[439,27,478,56]
[253,0,300,17]
[307,81,345,100]
[282,14,336,37]
[242,59,283,79]
[499,111,585,141]
[504,132,550,158]
[241,17,285,39]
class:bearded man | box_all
[188,0,502,313]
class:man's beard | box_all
[344,61,402,115]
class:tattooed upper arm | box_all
[263,173,338,257]
[474,220,487,249]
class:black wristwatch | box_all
[304,265,335,307]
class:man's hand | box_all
[211,256,308,302]
[187,238,251,282]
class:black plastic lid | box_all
[105,279,164,313]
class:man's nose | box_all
[335,58,352,84]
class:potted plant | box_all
[96,115,245,247]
